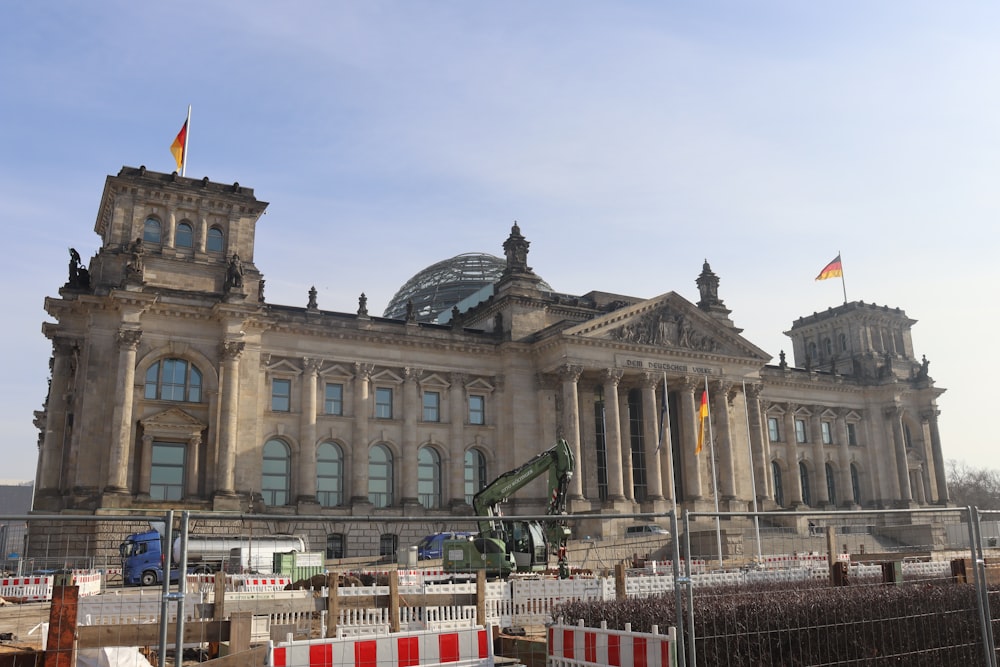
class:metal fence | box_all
[1,508,999,666]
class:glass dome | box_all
[383,252,550,323]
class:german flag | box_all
[170,119,187,171]
[695,390,708,455]
[815,254,843,281]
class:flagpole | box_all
[838,249,847,304]
[659,373,679,521]
[742,380,763,564]
[704,375,722,568]
[181,105,191,177]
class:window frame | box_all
[150,441,186,501]
[207,226,224,253]
[175,220,194,248]
[847,422,859,446]
[143,217,162,244]
[468,394,485,425]
[794,418,807,444]
[324,382,344,416]
[144,359,202,403]
[271,378,292,412]
[368,444,393,507]
[821,421,833,445]
[799,462,811,506]
[464,449,487,506]
[417,446,441,509]
[316,441,344,508]
[375,387,393,419]
[262,439,291,506]
[422,391,440,422]
[767,417,780,442]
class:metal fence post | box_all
[173,511,190,665]
[684,510,696,667]
[968,507,997,667]
[669,510,687,667]
[158,510,174,667]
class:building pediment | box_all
[563,292,769,360]
[140,408,206,439]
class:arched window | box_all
[262,439,290,506]
[175,221,194,248]
[799,462,811,506]
[839,333,848,352]
[417,447,441,509]
[143,217,162,244]
[825,463,836,506]
[851,464,862,505]
[808,341,817,360]
[824,338,833,357]
[144,359,202,402]
[771,461,784,508]
[368,444,393,508]
[464,449,487,505]
[316,442,344,508]
[207,227,224,253]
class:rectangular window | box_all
[379,534,399,557]
[375,387,393,419]
[767,417,780,442]
[468,395,485,425]
[324,383,343,415]
[271,378,291,412]
[847,423,858,446]
[326,533,344,559]
[150,442,185,501]
[423,391,440,422]
[821,421,833,445]
[794,419,807,444]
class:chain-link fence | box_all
[1,508,999,666]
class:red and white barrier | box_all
[0,575,53,602]
[270,625,493,667]
[548,619,677,667]
[74,571,102,597]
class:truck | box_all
[443,438,574,578]
[119,528,306,586]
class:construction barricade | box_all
[548,619,677,667]
[270,624,493,667]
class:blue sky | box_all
[2,2,998,483]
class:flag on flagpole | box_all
[170,118,188,172]
[815,254,843,281]
[655,376,668,453]
[695,390,709,455]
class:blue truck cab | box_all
[119,529,179,586]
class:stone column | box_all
[810,407,829,506]
[448,373,468,509]
[712,382,736,501]
[835,413,854,507]
[886,406,913,504]
[187,434,201,497]
[923,409,949,503]
[678,378,703,500]
[783,404,804,507]
[137,434,154,497]
[401,368,420,506]
[619,389,634,502]
[297,358,319,504]
[215,341,244,498]
[37,338,75,496]
[106,329,141,494]
[745,384,771,503]
[602,369,625,502]
[197,215,208,253]
[640,373,664,503]
[351,363,373,505]
[560,365,585,500]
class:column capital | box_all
[559,364,583,383]
[303,357,321,374]
[221,340,245,361]
[117,328,142,350]
[919,408,940,423]
[450,372,467,387]
[403,367,423,382]
[639,371,659,389]
[354,362,375,380]
[601,368,624,386]
[677,376,700,393]
[884,405,903,419]
[744,382,763,400]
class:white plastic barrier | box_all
[0,575,53,602]
[75,571,103,597]
[548,619,677,667]
[512,577,609,626]
[271,625,493,667]
[233,574,292,591]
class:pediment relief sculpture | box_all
[607,305,725,353]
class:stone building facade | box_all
[32,166,948,554]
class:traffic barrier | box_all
[548,619,677,667]
[0,575,53,602]
[271,625,492,667]
[75,571,102,597]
